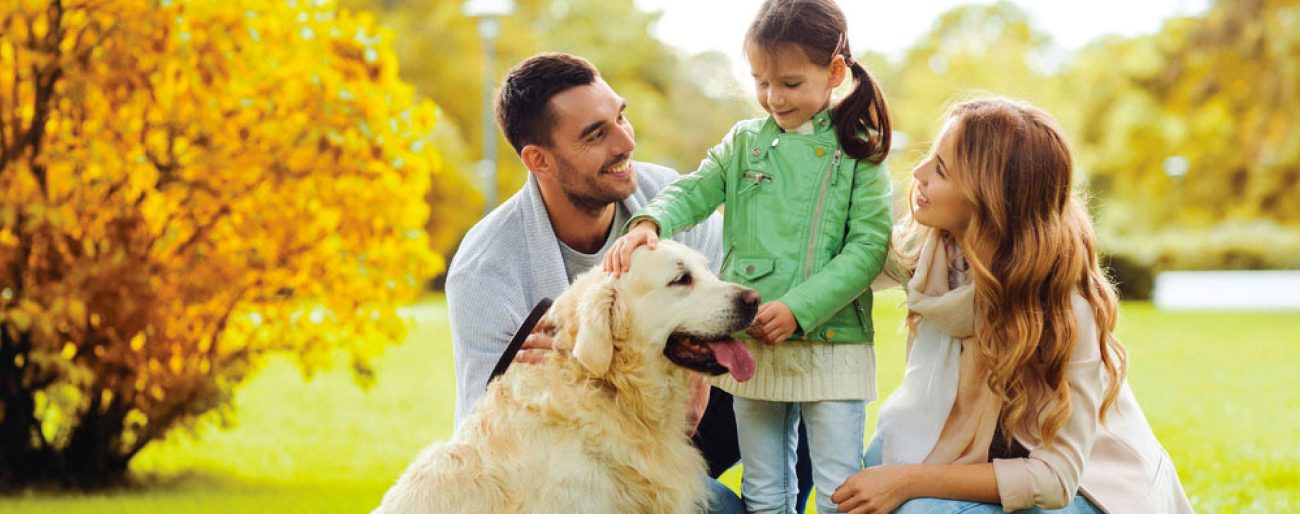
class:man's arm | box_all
[447,271,527,425]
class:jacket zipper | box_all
[719,244,736,275]
[805,150,842,279]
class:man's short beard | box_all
[555,154,634,217]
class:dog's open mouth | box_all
[664,333,755,382]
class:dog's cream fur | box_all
[374,241,755,513]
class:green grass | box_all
[2,292,1297,513]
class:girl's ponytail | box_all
[833,53,891,164]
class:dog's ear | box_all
[573,275,628,376]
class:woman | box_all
[831,98,1193,514]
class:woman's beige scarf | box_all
[875,230,1000,464]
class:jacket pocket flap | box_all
[733,258,775,280]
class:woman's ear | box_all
[829,54,848,88]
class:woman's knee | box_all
[892,497,1003,514]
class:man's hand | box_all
[685,373,710,437]
[746,301,798,345]
[831,465,918,514]
[602,220,659,278]
[513,318,557,365]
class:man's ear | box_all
[572,275,628,376]
[521,144,554,178]
[829,54,848,88]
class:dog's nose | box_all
[738,287,759,320]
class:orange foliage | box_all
[0,0,445,484]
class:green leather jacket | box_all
[633,110,892,343]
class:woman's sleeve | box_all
[991,296,1106,511]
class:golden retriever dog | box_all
[374,240,758,513]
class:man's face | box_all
[543,79,638,214]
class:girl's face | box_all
[912,119,975,238]
[746,42,845,131]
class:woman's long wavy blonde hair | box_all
[893,98,1127,447]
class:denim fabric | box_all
[862,437,1104,514]
[702,477,746,514]
[735,398,866,513]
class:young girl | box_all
[831,98,1192,514]
[604,1,892,511]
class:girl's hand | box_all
[746,301,797,344]
[831,465,917,514]
[603,220,659,277]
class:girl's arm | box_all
[629,125,741,239]
[779,158,893,334]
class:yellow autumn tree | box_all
[0,0,446,486]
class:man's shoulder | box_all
[447,195,528,282]
[633,161,682,189]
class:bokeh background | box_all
[1,0,1297,512]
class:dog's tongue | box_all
[707,339,755,382]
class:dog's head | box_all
[549,240,756,382]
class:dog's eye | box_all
[669,272,692,287]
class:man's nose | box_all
[612,123,636,154]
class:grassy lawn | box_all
[3,291,1297,513]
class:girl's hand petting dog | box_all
[746,301,798,345]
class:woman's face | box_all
[912,119,975,238]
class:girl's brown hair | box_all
[894,98,1127,447]
[746,0,891,163]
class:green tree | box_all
[868,1,1068,169]
[0,0,446,486]
[346,0,754,206]
[1069,0,1300,233]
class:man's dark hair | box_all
[494,53,600,154]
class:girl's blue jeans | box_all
[734,397,866,514]
[861,437,1105,514]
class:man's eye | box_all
[670,273,692,287]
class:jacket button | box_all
[752,148,760,156]
[815,147,825,157]
[825,329,837,338]
[745,265,756,274]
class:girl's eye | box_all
[935,163,946,178]
[784,82,802,88]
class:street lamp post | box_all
[463,0,514,216]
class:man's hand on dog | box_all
[603,220,659,278]
[747,301,797,344]
[685,372,710,437]
[514,317,558,365]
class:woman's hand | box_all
[746,301,797,344]
[602,220,659,277]
[831,465,918,514]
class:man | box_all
[445,52,811,512]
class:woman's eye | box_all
[670,273,693,287]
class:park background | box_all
[1,0,1297,512]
